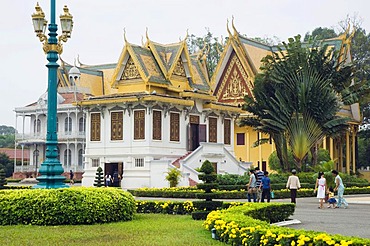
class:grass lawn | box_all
[0,214,223,246]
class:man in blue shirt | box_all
[260,171,271,203]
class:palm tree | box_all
[240,35,353,171]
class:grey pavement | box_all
[284,195,370,239]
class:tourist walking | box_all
[105,173,112,187]
[255,167,264,202]
[314,172,327,209]
[332,170,348,208]
[247,169,257,202]
[69,170,74,185]
[260,171,271,203]
[286,169,301,204]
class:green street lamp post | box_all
[31,1,73,188]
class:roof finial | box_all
[141,36,145,46]
[74,58,77,67]
[185,29,189,41]
[345,19,351,36]
[231,16,238,35]
[77,54,83,66]
[221,35,224,46]
[123,28,127,43]
[226,19,232,37]
[146,27,149,40]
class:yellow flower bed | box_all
[204,203,370,246]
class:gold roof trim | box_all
[203,102,243,113]
[180,91,215,101]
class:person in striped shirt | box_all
[254,167,264,202]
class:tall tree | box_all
[0,125,16,135]
[187,29,224,78]
[240,35,353,171]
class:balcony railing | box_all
[16,131,86,142]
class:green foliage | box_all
[0,125,16,135]
[0,135,15,148]
[216,173,249,185]
[128,186,370,200]
[304,27,337,41]
[93,166,104,187]
[240,35,354,171]
[0,153,13,177]
[187,29,224,78]
[165,168,182,187]
[0,169,7,189]
[199,160,214,175]
[193,160,222,219]
[0,187,136,225]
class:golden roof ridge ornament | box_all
[226,19,232,37]
[123,28,128,44]
[146,27,150,41]
[231,16,238,36]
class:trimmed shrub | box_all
[0,187,135,225]
[94,167,104,187]
[128,186,370,199]
[192,160,222,220]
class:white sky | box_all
[1,0,370,127]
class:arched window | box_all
[79,117,85,133]
[33,149,39,166]
[65,117,72,134]
[78,149,83,166]
[63,149,71,167]
[33,119,41,134]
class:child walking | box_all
[327,187,337,208]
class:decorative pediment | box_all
[169,106,181,112]
[109,105,125,112]
[120,56,141,80]
[173,58,186,77]
[133,104,147,110]
[215,52,253,104]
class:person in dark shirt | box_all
[259,171,271,203]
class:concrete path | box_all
[284,195,370,239]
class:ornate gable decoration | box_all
[173,58,186,77]
[120,56,141,80]
[215,53,253,104]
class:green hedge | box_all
[129,186,370,199]
[135,200,244,215]
[0,187,136,225]
[204,203,370,245]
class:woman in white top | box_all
[247,169,257,202]
[314,172,327,209]
[286,169,301,204]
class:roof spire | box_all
[226,19,232,37]
[185,29,189,41]
[141,35,145,46]
[231,16,238,35]
[123,28,127,43]
[146,27,150,41]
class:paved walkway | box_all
[284,195,370,239]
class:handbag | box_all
[248,187,257,194]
